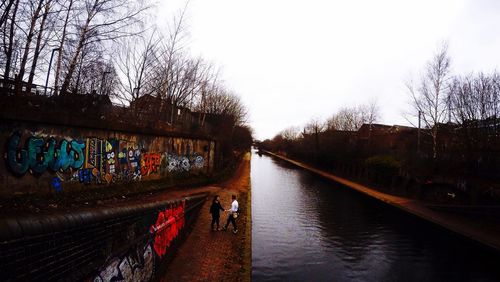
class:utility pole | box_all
[44,48,60,95]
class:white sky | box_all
[158,0,500,140]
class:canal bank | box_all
[264,151,500,252]
[163,152,252,282]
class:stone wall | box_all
[0,119,216,196]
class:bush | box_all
[364,155,401,182]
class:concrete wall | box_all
[0,120,216,196]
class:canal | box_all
[251,152,500,281]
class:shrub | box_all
[364,155,401,181]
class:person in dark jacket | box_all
[209,195,225,231]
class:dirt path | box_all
[162,153,251,282]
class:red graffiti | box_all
[150,201,185,258]
[141,153,161,176]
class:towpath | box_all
[162,153,251,282]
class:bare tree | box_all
[114,29,162,103]
[53,0,74,95]
[197,86,248,126]
[2,0,21,78]
[326,105,368,131]
[26,0,56,93]
[280,126,301,141]
[407,43,451,159]
[0,0,15,31]
[15,0,46,92]
[60,0,148,94]
[449,71,500,160]
[304,118,325,160]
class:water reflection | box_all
[252,153,500,282]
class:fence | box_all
[0,193,207,281]
[0,77,56,96]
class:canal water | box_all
[251,152,500,282]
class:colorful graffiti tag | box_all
[93,242,155,282]
[4,132,210,190]
[150,201,186,258]
[141,153,161,176]
[6,133,85,175]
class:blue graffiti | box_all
[78,169,92,185]
[7,133,29,175]
[28,137,56,174]
[6,133,85,175]
[51,140,85,171]
[51,177,62,192]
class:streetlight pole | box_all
[44,48,60,96]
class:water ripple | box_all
[251,153,500,282]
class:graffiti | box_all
[51,177,62,192]
[166,153,204,172]
[85,138,105,178]
[53,140,85,171]
[193,155,204,169]
[4,132,212,191]
[78,169,92,185]
[94,242,154,282]
[105,139,118,176]
[141,153,161,176]
[6,133,85,175]
[150,201,185,258]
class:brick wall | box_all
[0,194,207,281]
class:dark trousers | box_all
[211,215,220,229]
[225,214,237,230]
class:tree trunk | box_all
[27,1,51,94]
[3,0,20,79]
[0,0,15,30]
[60,0,97,94]
[16,0,45,94]
[432,126,438,160]
[53,0,73,95]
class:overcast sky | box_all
[158,0,500,140]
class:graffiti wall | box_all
[0,121,216,196]
[93,201,187,282]
[0,192,206,281]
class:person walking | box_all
[223,195,239,234]
[209,195,225,231]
